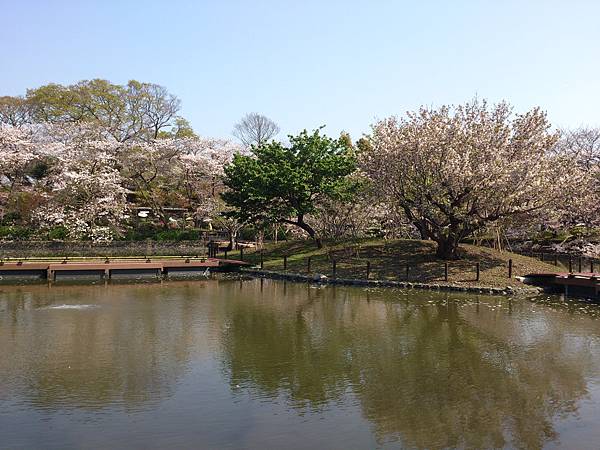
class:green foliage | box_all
[222,128,358,229]
[238,226,259,241]
[155,229,202,241]
[23,79,181,141]
[47,226,68,240]
[123,224,203,241]
[157,117,196,139]
[0,226,33,240]
[531,225,598,244]
[123,222,161,241]
[356,136,373,153]
[0,212,21,225]
[28,159,51,180]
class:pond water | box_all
[1,278,600,449]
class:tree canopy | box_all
[222,129,358,247]
[1,79,181,142]
[232,112,279,147]
[362,100,568,259]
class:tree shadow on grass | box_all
[245,239,550,286]
[324,241,507,284]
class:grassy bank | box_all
[228,239,562,289]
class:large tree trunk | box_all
[434,237,460,260]
[414,221,430,240]
[297,219,323,248]
[283,216,323,248]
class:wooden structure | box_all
[523,272,600,299]
[0,257,248,281]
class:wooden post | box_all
[476,262,480,282]
[307,257,311,273]
[332,259,337,277]
[366,261,371,279]
[224,249,228,259]
[508,259,513,279]
[591,260,595,273]
[569,258,573,273]
[444,262,448,282]
[554,254,558,266]
[283,255,287,270]
[240,247,244,261]
[578,257,582,273]
[541,253,545,262]
[260,250,264,269]
[406,264,409,280]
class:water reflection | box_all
[220,281,600,449]
[1,279,600,449]
[0,283,206,411]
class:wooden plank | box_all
[162,260,220,268]
[49,263,163,271]
[214,258,250,266]
[0,263,51,270]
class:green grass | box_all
[226,238,562,288]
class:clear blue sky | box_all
[1,0,599,140]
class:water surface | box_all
[1,278,600,449]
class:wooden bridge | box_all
[523,272,600,299]
[0,257,249,281]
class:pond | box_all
[1,278,600,449]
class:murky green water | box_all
[1,278,600,449]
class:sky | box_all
[1,0,600,141]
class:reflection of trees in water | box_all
[0,283,202,411]
[222,285,357,408]
[221,282,597,449]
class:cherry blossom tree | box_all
[0,125,38,222]
[362,100,570,259]
[32,132,128,241]
[0,96,34,127]
[1,121,242,241]
[119,137,240,227]
[552,128,600,228]
[0,125,37,185]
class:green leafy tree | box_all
[23,79,180,141]
[222,128,358,247]
[0,95,34,127]
[157,117,197,139]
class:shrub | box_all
[239,226,259,241]
[123,222,161,241]
[48,226,68,240]
[155,229,202,241]
[0,212,21,226]
[0,226,33,240]
[177,229,201,240]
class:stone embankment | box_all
[242,268,542,296]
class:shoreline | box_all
[241,268,544,297]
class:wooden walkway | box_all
[0,257,249,281]
[524,272,600,298]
